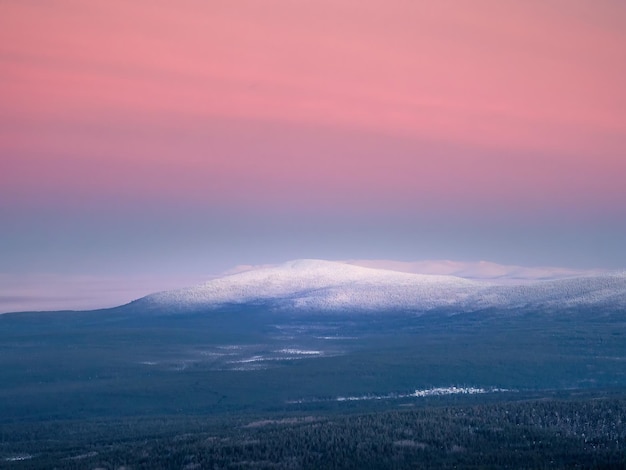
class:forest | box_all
[2,305,626,468]
[2,394,626,468]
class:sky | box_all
[1,1,625,311]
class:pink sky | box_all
[1,1,626,312]
[2,0,625,214]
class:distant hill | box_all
[128,259,626,314]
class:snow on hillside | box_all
[141,259,481,311]
[225,259,608,281]
[137,259,626,313]
[476,272,626,310]
[343,259,606,281]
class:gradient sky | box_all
[1,1,625,311]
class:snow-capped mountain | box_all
[342,259,605,281]
[476,273,626,311]
[132,259,626,313]
[139,259,480,312]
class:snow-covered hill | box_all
[342,259,605,281]
[132,259,626,313]
[477,274,626,311]
[139,259,480,312]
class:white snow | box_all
[335,386,502,401]
[4,455,33,462]
[137,259,626,313]
[278,349,322,355]
[412,386,488,397]
[288,386,513,404]
[141,259,481,312]
[343,259,606,281]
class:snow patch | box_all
[278,349,322,355]
[288,386,514,404]
[412,386,488,397]
[5,455,33,462]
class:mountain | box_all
[342,259,605,281]
[129,259,626,314]
[136,259,480,312]
[2,260,626,466]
